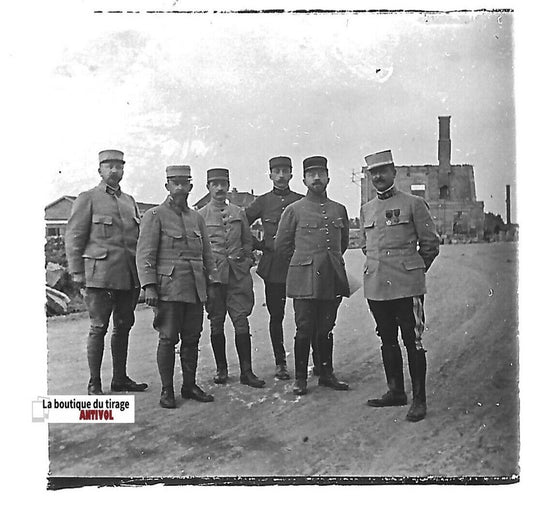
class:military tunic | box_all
[136,196,218,303]
[66,181,140,289]
[245,187,304,283]
[275,192,350,299]
[198,200,254,335]
[360,188,439,301]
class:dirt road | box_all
[47,242,518,480]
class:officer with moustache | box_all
[66,149,147,395]
[245,156,305,380]
[275,156,350,395]
[136,165,219,408]
[199,168,265,388]
[360,150,439,422]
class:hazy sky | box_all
[34,6,515,219]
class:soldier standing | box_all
[275,156,350,395]
[199,168,265,388]
[360,150,439,422]
[245,156,304,380]
[136,165,219,408]
[65,149,147,395]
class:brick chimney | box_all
[438,116,451,167]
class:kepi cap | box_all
[207,168,230,182]
[99,149,125,164]
[364,150,394,171]
[303,155,328,174]
[166,165,192,179]
[269,156,292,171]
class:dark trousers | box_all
[367,296,425,351]
[153,301,204,388]
[84,287,140,381]
[264,281,288,365]
[293,298,341,379]
[368,296,427,402]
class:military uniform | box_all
[245,158,304,373]
[136,165,219,408]
[361,150,439,421]
[275,156,350,394]
[65,149,147,395]
[199,168,264,388]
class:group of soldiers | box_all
[65,148,439,422]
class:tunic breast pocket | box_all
[385,213,413,243]
[92,215,113,238]
[263,216,278,232]
[363,219,375,230]
[298,221,319,232]
[187,228,203,249]
[162,229,184,249]
[331,217,345,237]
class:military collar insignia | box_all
[377,186,396,200]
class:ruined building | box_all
[360,116,485,240]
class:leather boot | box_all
[159,386,176,408]
[157,340,175,406]
[368,344,408,407]
[236,333,265,388]
[293,336,310,395]
[181,384,214,402]
[180,343,214,402]
[211,333,228,384]
[88,377,103,395]
[87,334,104,395]
[110,332,148,392]
[275,363,291,380]
[406,348,427,422]
[317,332,349,390]
[292,378,307,395]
